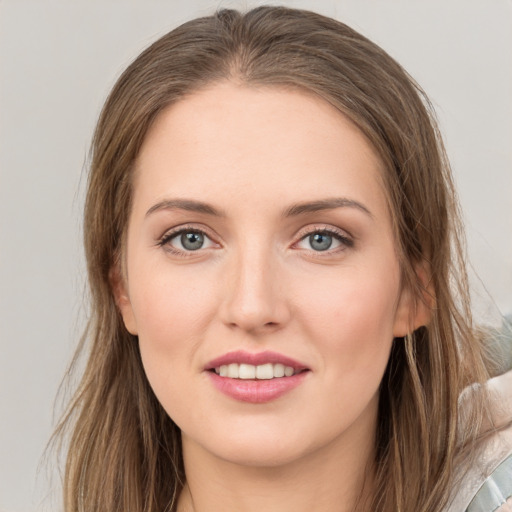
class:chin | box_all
[184,420,325,469]
[214,441,310,468]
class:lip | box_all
[204,350,310,404]
[204,350,308,371]
[207,371,308,403]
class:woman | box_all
[54,6,512,511]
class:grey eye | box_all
[309,233,332,251]
[162,228,216,253]
[180,232,204,251]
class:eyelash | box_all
[157,225,215,257]
[157,224,354,257]
[294,225,354,254]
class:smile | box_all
[205,351,310,403]
[214,363,297,379]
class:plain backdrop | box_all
[1,1,511,510]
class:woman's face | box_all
[117,82,416,468]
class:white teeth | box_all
[227,363,239,378]
[273,363,285,378]
[239,364,256,379]
[256,363,273,380]
[215,363,297,379]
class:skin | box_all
[115,82,423,512]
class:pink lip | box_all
[204,350,310,404]
[207,371,308,404]
[205,350,308,371]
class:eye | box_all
[295,228,353,252]
[177,231,206,251]
[159,228,216,253]
[307,232,335,251]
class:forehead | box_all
[132,82,389,217]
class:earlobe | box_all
[393,264,434,338]
[109,264,138,335]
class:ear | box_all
[393,263,433,337]
[109,262,138,335]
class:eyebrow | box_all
[145,196,372,219]
[145,199,226,218]
[283,197,373,218]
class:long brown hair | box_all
[53,6,493,511]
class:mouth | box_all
[204,351,310,403]
[205,350,309,380]
[210,363,304,380]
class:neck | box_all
[176,405,376,512]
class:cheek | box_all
[130,266,223,430]
[296,262,400,372]
[129,265,219,387]
[132,263,215,338]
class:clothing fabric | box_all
[445,369,512,512]
[466,454,512,512]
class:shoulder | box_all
[444,369,512,512]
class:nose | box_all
[219,243,291,335]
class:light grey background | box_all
[1,1,511,511]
